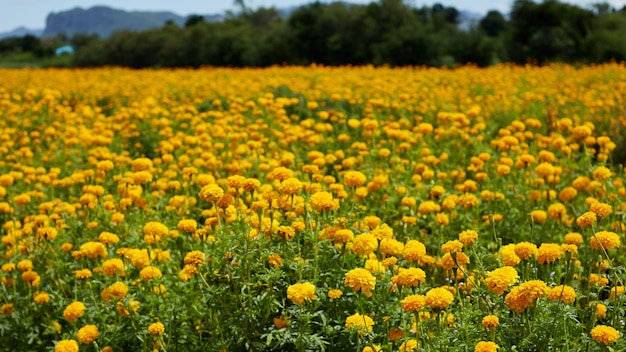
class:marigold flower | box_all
[590,325,620,345]
[441,240,463,253]
[101,281,128,301]
[55,339,79,352]
[514,242,537,260]
[343,170,366,187]
[379,238,404,256]
[177,219,197,233]
[564,232,583,245]
[530,210,547,224]
[548,285,576,303]
[392,267,426,287]
[198,184,224,202]
[425,287,454,309]
[474,341,499,352]
[594,303,607,319]
[352,233,378,256]
[486,267,519,295]
[184,250,205,266]
[1,303,14,316]
[267,253,283,268]
[148,321,165,335]
[345,313,374,335]
[536,243,563,264]
[592,166,612,181]
[344,268,376,297]
[328,289,343,299]
[63,301,86,322]
[17,259,33,272]
[73,268,92,280]
[77,324,99,344]
[402,240,426,262]
[481,315,499,328]
[505,280,549,313]
[287,282,318,304]
[590,231,621,250]
[576,211,597,227]
[309,191,338,212]
[401,294,427,312]
[590,202,612,217]
[33,291,50,304]
[139,266,162,281]
[501,246,520,267]
[399,339,418,352]
[102,258,125,276]
[458,230,479,245]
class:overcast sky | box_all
[1,0,625,32]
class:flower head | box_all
[287,282,318,304]
[77,325,99,344]
[345,313,374,335]
[590,325,620,345]
[344,268,376,297]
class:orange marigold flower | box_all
[548,285,576,304]
[287,282,318,305]
[401,294,427,312]
[505,280,549,313]
[441,240,463,253]
[198,184,224,203]
[481,315,499,328]
[514,242,537,260]
[590,231,621,250]
[343,170,367,187]
[63,301,86,322]
[474,341,499,352]
[590,202,612,217]
[536,243,563,264]
[590,325,620,345]
[392,267,426,287]
[486,267,519,295]
[344,268,376,297]
[77,324,99,344]
[102,258,125,276]
[402,240,426,262]
[425,287,454,309]
[184,250,205,266]
[309,191,338,212]
[139,266,162,281]
[564,232,583,245]
[55,340,79,352]
[458,230,479,245]
[345,313,374,335]
[148,321,165,335]
[576,212,597,227]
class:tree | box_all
[185,15,205,28]
[480,10,507,37]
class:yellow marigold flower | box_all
[287,282,318,305]
[458,193,479,208]
[17,259,33,272]
[1,303,14,316]
[399,339,418,352]
[403,240,426,262]
[332,229,354,244]
[505,280,549,313]
[198,184,224,203]
[148,321,165,335]
[401,294,427,312]
[98,231,120,245]
[425,287,454,309]
[594,303,607,319]
[178,264,198,282]
[33,291,50,304]
[364,259,383,273]
[73,269,92,280]
[242,178,261,192]
[177,219,197,233]
[131,157,152,171]
[273,315,288,329]
[590,231,621,250]
[558,186,577,202]
[271,167,293,181]
[547,203,567,220]
[590,202,612,217]
[590,325,620,345]
[226,175,246,189]
[441,240,463,253]
[1,263,15,272]
[486,267,519,295]
[576,211,597,227]
[343,171,366,187]
[592,166,612,182]
[440,252,470,270]
[77,324,99,344]
[267,253,283,268]
[548,285,576,303]
[379,238,403,256]
[344,268,376,297]
[362,345,381,352]
[184,250,205,266]
[280,177,303,195]
[78,241,108,259]
[139,266,162,281]
[55,339,79,352]
[102,258,125,276]
[474,341,499,352]
[564,232,583,245]
[21,270,40,287]
[328,289,343,299]
[101,281,128,301]
[392,267,426,287]
[352,233,378,256]
[458,230,478,245]
[514,242,537,260]
[345,313,374,335]
[417,200,441,215]
[481,315,499,328]
[63,301,86,322]
[309,191,338,212]
[536,243,563,264]
[530,210,547,224]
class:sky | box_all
[1,0,625,32]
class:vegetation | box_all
[0,64,625,351]
[2,0,626,68]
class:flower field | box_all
[0,64,625,352]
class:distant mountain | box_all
[0,27,43,40]
[43,6,217,38]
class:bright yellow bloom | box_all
[401,294,427,312]
[148,322,165,335]
[344,268,376,297]
[486,267,519,295]
[345,313,374,335]
[548,285,576,303]
[590,325,620,345]
[287,282,318,304]
[425,287,454,309]
[474,341,499,352]
[590,231,621,250]
[55,340,79,352]
[63,301,86,322]
[481,315,499,328]
[77,325,99,344]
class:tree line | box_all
[2,0,626,68]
